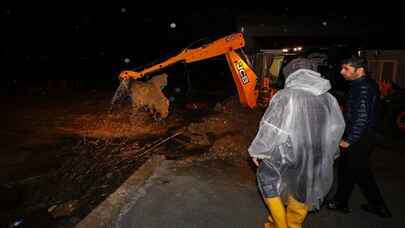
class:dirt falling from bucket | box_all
[111,73,170,120]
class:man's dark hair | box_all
[342,56,368,70]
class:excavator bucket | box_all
[111,73,170,120]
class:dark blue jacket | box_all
[344,75,380,144]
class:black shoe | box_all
[361,204,392,218]
[326,200,352,214]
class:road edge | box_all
[76,155,165,228]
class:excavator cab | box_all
[252,48,304,106]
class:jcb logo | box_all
[236,61,249,85]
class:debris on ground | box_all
[177,96,263,162]
[60,105,180,139]
[48,200,79,218]
[208,133,249,160]
[185,101,209,110]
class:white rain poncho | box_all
[248,69,345,210]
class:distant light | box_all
[293,48,298,51]
[170,22,176,29]
[282,49,289,53]
[241,26,245,33]
[322,21,327,27]
[11,219,23,227]
[297,47,303,51]
[121,8,127,13]
[124,58,130,63]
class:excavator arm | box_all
[119,33,259,108]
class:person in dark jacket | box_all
[327,56,392,218]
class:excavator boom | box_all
[118,33,260,108]
[119,33,245,79]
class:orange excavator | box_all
[116,33,276,110]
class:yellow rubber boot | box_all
[264,197,288,228]
[286,196,308,228]
[263,216,273,228]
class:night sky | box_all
[1,7,236,83]
[1,6,404,91]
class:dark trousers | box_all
[334,131,385,207]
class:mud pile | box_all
[180,97,263,161]
[64,109,171,138]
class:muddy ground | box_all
[0,90,263,228]
[1,88,404,228]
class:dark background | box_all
[1,6,405,95]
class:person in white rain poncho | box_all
[248,58,345,228]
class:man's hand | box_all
[339,140,350,149]
[252,157,260,167]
